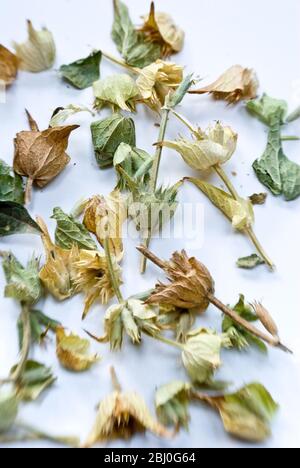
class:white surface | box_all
[0,0,300,449]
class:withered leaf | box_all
[10,360,56,401]
[13,20,56,72]
[93,74,139,112]
[249,193,267,205]
[52,207,97,251]
[0,45,19,85]
[56,327,100,372]
[0,390,19,433]
[0,201,41,237]
[60,50,102,89]
[155,381,191,429]
[18,308,60,348]
[0,159,24,204]
[190,65,259,104]
[237,254,265,270]
[13,111,79,203]
[83,190,127,261]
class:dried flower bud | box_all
[252,302,279,338]
[146,250,215,310]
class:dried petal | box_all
[140,2,185,57]
[190,65,259,104]
[0,45,19,85]
[56,327,100,372]
[146,250,215,310]
[13,20,56,72]
[84,389,170,446]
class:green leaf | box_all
[166,74,195,108]
[91,113,136,169]
[10,361,56,401]
[1,252,42,305]
[0,390,19,433]
[18,309,61,348]
[237,254,265,269]
[155,381,191,429]
[114,142,154,190]
[52,207,97,250]
[247,94,288,126]
[60,50,102,89]
[93,74,139,112]
[0,160,24,204]
[216,383,278,442]
[0,201,41,237]
[188,178,254,231]
[222,295,267,353]
[112,0,161,68]
[253,111,300,200]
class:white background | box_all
[0,0,300,449]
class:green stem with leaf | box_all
[102,51,140,74]
[171,110,275,270]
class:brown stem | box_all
[208,294,291,353]
[137,245,167,270]
[25,178,33,205]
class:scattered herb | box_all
[249,192,267,205]
[0,160,24,204]
[49,105,93,127]
[113,143,154,190]
[237,254,265,270]
[52,207,97,251]
[93,74,139,112]
[155,381,191,429]
[10,361,56,401]
[56,327,100,372]
[60,50,102,89]
[0,202,41,237]
[18,308,60,348]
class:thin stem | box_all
[208,294,291,352]
[171,109,198,135]
[102,51,139,74]
[281,135,300,141]
[213,165,239,199]
[137,245,167,270]
[140,107,171,274]
[152,333,183,350]
[104,237,124,304]
[245,227,275,271]
[25,178,33,205]
[110,367,122,392]
[10,303,31,383]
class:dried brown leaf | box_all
[190,65,259,104]
[0,45,19,85]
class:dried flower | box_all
[190,65,259,104]
[140,2,185,58]
[162,121,237,171]
[13,20,56,72]
[146,250,215,310]
[74,250,122,319]
[136,60,183,111]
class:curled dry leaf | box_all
[136,60,183,111]
[190,65,259,104]
[93,74,139,112]
[0,45,19,85]
[188,179,255,231]
[162,122,237,171]
[74,250,122,319]
[237,254,265,270]
[198,383,278,442]
[146,250,215,310]
[49,105,93,127]
[56,327,100,372]
[83,190,127,261]
[13,111,79,203]
[37,217,79,301]
[13,20,56,72]
[140,2,185,57]
[155,381,191,429]
[84,385,170,446]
